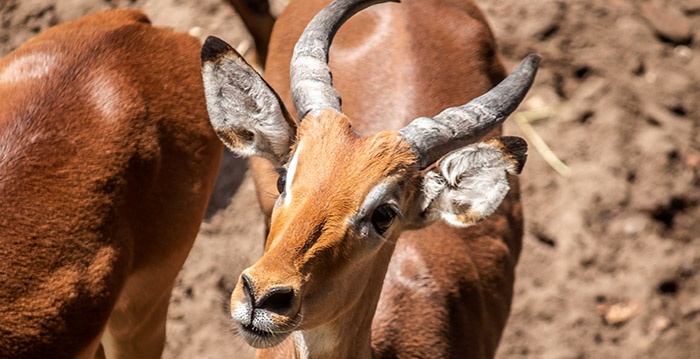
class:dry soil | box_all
[1,0,699,358]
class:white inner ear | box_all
[202,56,293,163]
[421,142,515,227]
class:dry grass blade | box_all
[514,110,571,178]
[516,106,557,123]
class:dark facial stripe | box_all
[300,218,327,255]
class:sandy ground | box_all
[2,0,699,358]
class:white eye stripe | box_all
[283,141,303,206]
[348,180,402,226]
[360,182,390,215]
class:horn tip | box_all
[522,54,542,69]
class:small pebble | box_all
[644,71,657,84]
[188,26,203,38]
[673,45,692,59]
[599,302,641,325]
[525,96,547,110]
[652,315,672,332]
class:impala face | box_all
[201,0,537,350]
[230,111,420,347]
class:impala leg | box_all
[93,344,106,359]
[75,330,105,359]
[99,282,174,359]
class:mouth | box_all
[238,322,292,348]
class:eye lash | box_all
[386,203,405,222]
[274,167,287,175]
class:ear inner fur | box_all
[420,136,527,227]
[201,36,295,165]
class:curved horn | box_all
[290,0,397,120]
[399,54,541,169]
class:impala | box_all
[202,0,538,357]
[0,10,222,359]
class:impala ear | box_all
[201,36,296,165]
[414,136,527,228]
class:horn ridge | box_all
[290,0,398,121]
[399,54,541,169]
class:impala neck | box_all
[271,244,395,359]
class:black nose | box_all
[241,273,256,306]
[257,286,294,315]
[240,274,295,315]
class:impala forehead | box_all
[272,178,401,245]
[268,112,417,249]
[280,139,412,219]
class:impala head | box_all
[201,0,538,348]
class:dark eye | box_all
[371,204,397,235]
[276,172,287,194]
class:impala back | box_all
[0,10,222,358]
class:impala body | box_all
[202,0,538,358]
[0,10,222,358]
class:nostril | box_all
[241,273,255,305]
[257,286,294,315]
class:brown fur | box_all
[243,0,522,358]
[225,0,275,66]
[452,209,489,226]
[0,10,222,359]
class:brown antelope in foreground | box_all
[202,0,539,357]
[0,10,222,359]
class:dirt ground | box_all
[2,0,699,358]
